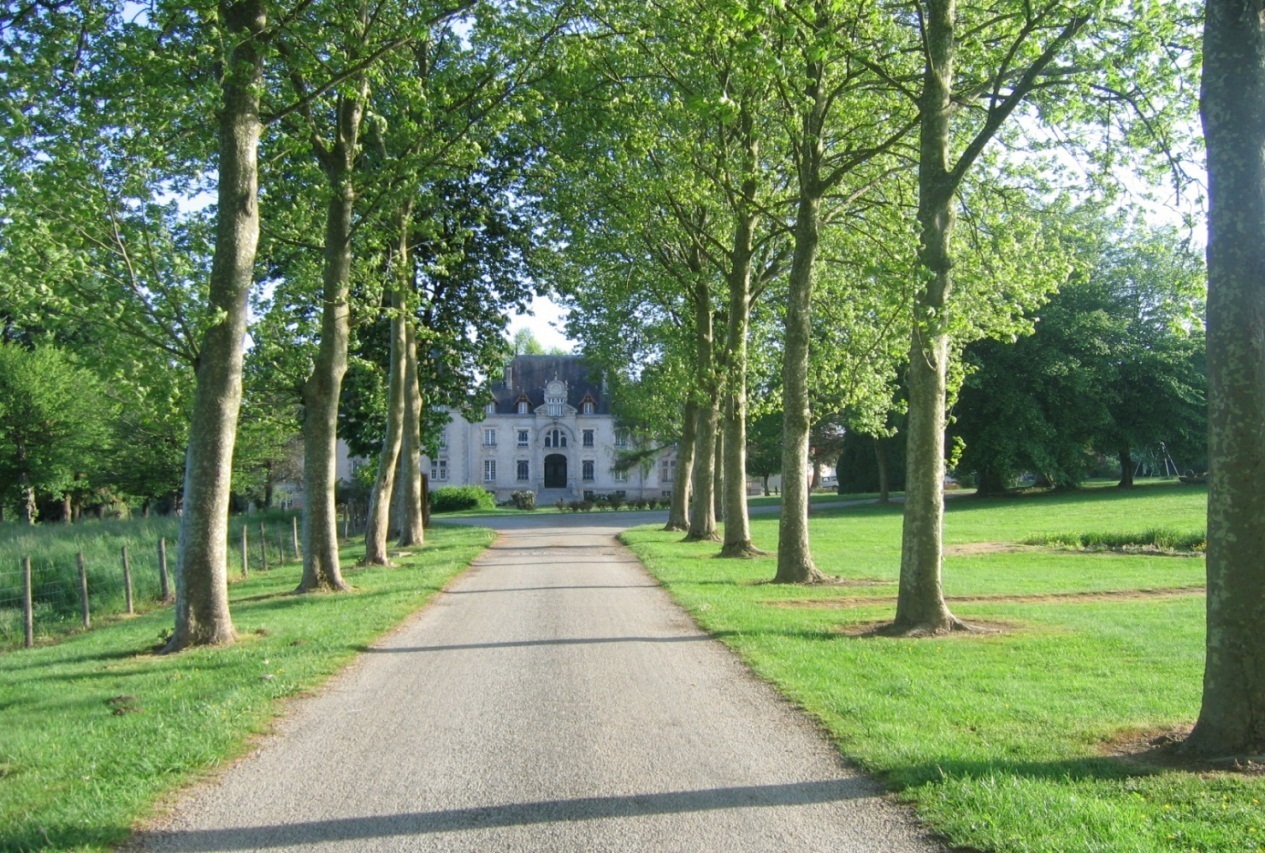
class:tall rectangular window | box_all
[614,430,628,448]
[430,459,448,481]
[613,468,627,483]
[582,460,595,481]
[483,428,496,447]
[517,429,529,447]
[516,460,529,481]
[582,429,595,448]
[483,460,496,482]
[661,457,675,483]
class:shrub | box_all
[511,490,536,511]
[608,494,625,511]
[567,500,582,513]
[429,486,496,513]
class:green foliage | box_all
[0,343,115,518]
[0,525,492,850]
[621,482,1262,851]
[954,213,1207,491]
[429,485,496,513]
[510,490,536,511]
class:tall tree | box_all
[885,0,1193,634]
[170,0,269,649]
[767,0,913,582]
[1184,0,1265,758]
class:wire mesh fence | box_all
[0,511,317,650]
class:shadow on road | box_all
[136,779,879,851]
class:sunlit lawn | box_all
[623,482,1265,852]
[0,525,493,851]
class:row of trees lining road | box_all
[1,0,1262,757]
[0,0,566,649]
[538,0,1265,759]
[538,1,1198,620]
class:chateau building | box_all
[423,355,678,503]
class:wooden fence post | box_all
[241,525,249,577]
[77,551,90,629]
[259,522,268,571]
[158,537,171,602]
[22,556,33,648]
[292,516,301,561]
[121,545,134,614]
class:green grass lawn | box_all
[622,482,1265,852]
[0,524,492,851]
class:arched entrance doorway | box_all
[544,453,567,488]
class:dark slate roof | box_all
[491,355,608,414]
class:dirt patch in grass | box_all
[945,541,1041,556]
[743,576,892,588]
[1101,726,1265,776]
[947,540,1203,558]
[835,618,1020,638]
[767,585,1206,610]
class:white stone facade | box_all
[422,355,677,503]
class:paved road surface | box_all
[135,516,938,852]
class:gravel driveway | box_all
[133,515,938,852]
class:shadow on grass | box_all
[886,753,1154,793]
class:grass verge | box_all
[622,482,1265,852]
[0,524,492,851]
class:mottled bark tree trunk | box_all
[166,0,266,651]
[893,0,962,634]
[775,48,828,585]
[397,321,425,547]
[1185,0,1265,758]
[299,90,366,594]
[713,428,724,522]
[720,198,760,556]
[664,399,696,531]
[363,288,408,565]
[686,281,720,542]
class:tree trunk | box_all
[363,287,408,565]
[686,389,720,541]
[166,0,266,651]
[664,399,696,531]
[1117,446,1135,488]
[976,465,1008,497]
[397,321,425,547]
[720,199,759,556]
[299,92,365,594]
[1184,0,1265,758]
[713,428,724,523]
[18,444,36,523]
[685,282,720,542]
[875,437,890,504]
[21,483,36,525]
[774,50,828,585]
[892,0,963,634]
